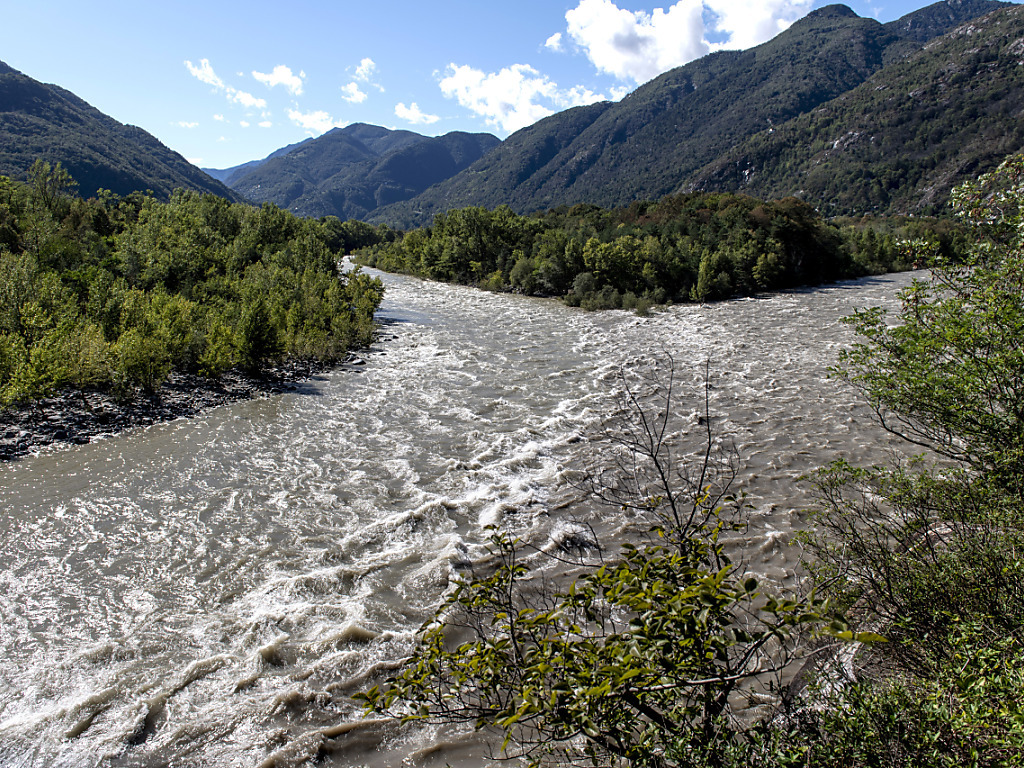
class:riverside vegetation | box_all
[0,160,385,407]
[357,192,964,311]
[357,157,1024,767]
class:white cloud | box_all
[185,58,225,89]
[288,109,347,136]
[565,0,707,84]
[354,57,377,81]
[185,58,268,111]
[341,82,368,103]
[230,90,267,109]
[239,120,251,128]
[440,64,555,134]
[187,157,204,166]
[558,85,606,107]
[545,32,563,51]
[177,121,199,129]
[563,0,811,85]
[704,0,811,50]
[259,120,273,128]
[440,62,609,134]
[395,102,440,125]
[213,114,226,122]
[252,64,305,95]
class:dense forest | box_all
[357,192,964,311]
[0,160,386,406]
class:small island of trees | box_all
[357,192,965,311]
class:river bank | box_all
[0,355,368,461]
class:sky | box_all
[0,0,1001,170]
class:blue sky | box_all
[0,1,1001,170]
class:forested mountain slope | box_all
[688,4,1024,215]
[218,123,500,221]
[372,0,1009,227]
[0,61,242,202]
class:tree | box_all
[836,154,1024,491]
[799,155,1024,762]
[236,296,281,372]
[28,159,77,218]
[358,361,843,767]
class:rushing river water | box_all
[0,269,913,767]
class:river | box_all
[0,269,912,767]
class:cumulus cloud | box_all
[441,63,610,134]
[565,0,708,84]
[252,64,305,95]
[213,114,226,122]
[288,108,347,136]
[259,120,273,128]
[230,90,267,109]
[704,0,812,50]
[563,0,811,84]
[395,102,440,125]
[177,121,199,128]
[185,58,268,111]
[440,64,556,133]
[341,82,368,103]
[545,32,563,51]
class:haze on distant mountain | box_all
[206,124,500,221]
[0,61,241,202]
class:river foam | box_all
[0,270,912,766]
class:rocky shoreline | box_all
[0,357,363,462]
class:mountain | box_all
[0,60,242,202]
[883,0,1010,41]
[371,0,1011,227]
[687,4,1024,215]
[202,135,316,186]
[215,123,500,220]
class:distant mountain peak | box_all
[219,125,500,220]
[802,4,860,21]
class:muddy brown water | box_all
[0,270,913,767]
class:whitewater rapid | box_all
[0,270,911,767]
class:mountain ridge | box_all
[215,123,500,221]
[686,3,1024,215]
[368,0,1013,227]
[0,61,242,202]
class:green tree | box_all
[798,154,1024,765]
[834,154,1024,501]
[236,297,281,372]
